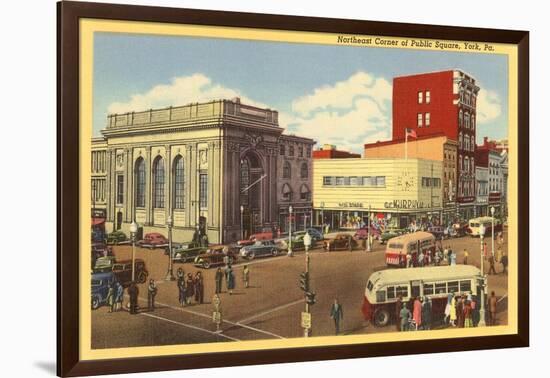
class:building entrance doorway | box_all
[240,151,265,235]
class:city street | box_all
[92,231,508,349]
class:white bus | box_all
[362,265,483,327]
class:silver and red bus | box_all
[361,265,482,327]
[385,231,436,267]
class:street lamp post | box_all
[287,205,293,257]
[240,205,244,240]
[491,206,496,258]
[479,223,487,327]
[165,214,175,281]
[367,204,372,252]
[130,221,138,282]
[303,232,312,337]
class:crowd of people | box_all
[396,290,500,331]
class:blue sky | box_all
[93,32,508,152]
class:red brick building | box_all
[312,144,361,159]
[392,70,479,219]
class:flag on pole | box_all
[405,128,417,138]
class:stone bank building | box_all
[91,98,314,244]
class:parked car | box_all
[427,226,446,240]
[105,230,128,245]
[167,241,208,263]
[93,256,116,273]
[194,246,238,269]
[112,259,148,286]
[277,233,316,252]
[240,240,279,260]
[138,232,168,248]
[379,228,407,244]
[236,231,275,248]
[91,272,117,310]
[323,233,358,251]
[294,228,324,242]
[353,226,381,240]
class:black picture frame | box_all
[57,1,529,376]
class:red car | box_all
[138,232,168,248]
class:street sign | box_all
[301,311,311,329]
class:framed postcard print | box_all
[57,1,529,376]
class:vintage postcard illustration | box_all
[81,18,518,360]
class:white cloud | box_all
[291,71,392,117]
[476,88,502,124]
[281,71,393,153]
[107,73,267,114]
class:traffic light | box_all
[305,291,316,305]
[299,272,309,292]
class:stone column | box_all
[125,148,132,223]
[145,146,152,225]
[165,145,172,222]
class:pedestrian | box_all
[488,254,497,275]
[194,272,204,304]
[463,248,469,265]
[225,264,235,295]
[395,296,403,331]
[412,297,422,330]
[329,298,344,335]
[489,291,498,325]
[115,281,124,312]
[501,252,508,274]
[147,279,157,310]
[434,250,441,266]
[496,246,503,264]
[185,273,195,305]
[400,303,411,332]
[215,267,224,294]
[450,250,457,266]
[418,250,425,267]
[443,246,449,265]
[463,300,473,328]
[177,276,186,307]
[471,295,480,327]
[107,282,115,313]
[406,252,412,268]
[176,268,185,282]
[450,295,457,326]
[128,281,139,315]
[444,293,452,324]
[422,296,432,330]
[243,264,250,288]
[456,296,464,328]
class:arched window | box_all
[283,161,291,179]
[134,158,146,208]
[300,184,311,201]
[300,163,308,179]
[459,109,463,128]
[153,156,165,208]
[173,155,185,209]
[282,183,292,202]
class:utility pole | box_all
[301,233,315,337]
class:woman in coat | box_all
[225,265,235,295]
[115,281,124,312]
[185,273,195,305]
[463,300,473,327]
[412,297,422,330]
[194,272,204,304]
